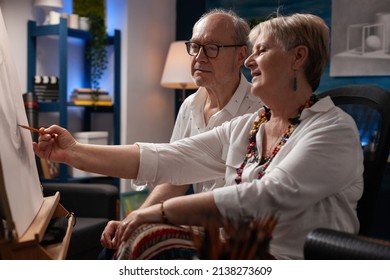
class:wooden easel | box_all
[0,161,74,260]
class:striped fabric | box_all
[114,223,197,260]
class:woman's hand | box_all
[32,125,76,164]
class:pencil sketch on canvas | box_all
[0,8,43,238]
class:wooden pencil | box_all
[18,124,55,138]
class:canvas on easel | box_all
[0,7,42,239]
[0,7,73,259]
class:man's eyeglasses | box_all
[185,42,245,58]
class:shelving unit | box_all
[27,18,121,187]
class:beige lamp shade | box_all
[34,0,63,8]
[160,41,198,90]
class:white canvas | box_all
[0,8,43,238]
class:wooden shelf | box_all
[27,18,121,187]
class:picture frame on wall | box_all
[330,0,390,77]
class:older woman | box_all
[33,13,363,259]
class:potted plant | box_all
[86,13,108,100]
[73,0,107,102]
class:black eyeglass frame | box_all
[184,41,246,58]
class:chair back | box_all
[317,84,390,236]
[304,227,390,260]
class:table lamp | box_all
[160,41,198,103]
[34,0,63,25]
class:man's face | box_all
[189,14,246,89]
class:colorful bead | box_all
[235,95,318,184]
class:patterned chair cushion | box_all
[114,223,197,260]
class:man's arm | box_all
[140,183,190,208]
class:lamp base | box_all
[180,88,186,104]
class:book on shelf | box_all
[70,100,113,106]
[69,88,112,106]
[70,93,112,101]
[72,88,109,94]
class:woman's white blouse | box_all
[169,73,262,193]
[136,96,364,259]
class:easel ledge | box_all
[0,192,74,260]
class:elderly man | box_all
[140,8,263,206]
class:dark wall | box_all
[174,0,206,115]
[176,0,206,40]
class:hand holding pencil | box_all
[30,124,77,165]
[18,124,55,138]
[32,124,138,180]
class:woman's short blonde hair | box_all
[249,13,329,92]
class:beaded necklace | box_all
[235,95,318,184]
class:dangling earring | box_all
[293,71,297,91]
